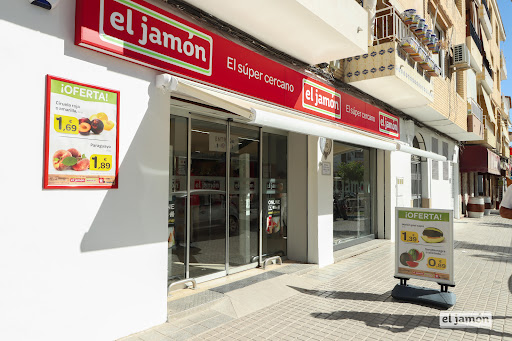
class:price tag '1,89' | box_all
[90,155,112,171]
[54,115,79,134]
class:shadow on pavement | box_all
[480,222,512,228]
[454,240,512,253]
[309,311,512,337]
[288,286,392,302]
[470,253,512,262]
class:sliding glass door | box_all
[169,114,265,283]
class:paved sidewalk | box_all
[121,213,512,341]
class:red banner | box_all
[75,0,399,139]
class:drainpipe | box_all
[363,0,378,46]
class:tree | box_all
[336,161,364,183]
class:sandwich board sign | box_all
[395,207,454,286]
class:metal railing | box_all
[469,97,483,123]
[168,278,197,294]
[373,8,414,44]
[373,8,440,80]
[262,256,282,269]
[483,56,494,79]
[469,21,483,54]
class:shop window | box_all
[333,141,374,247]
[168,115,188,282]
[262,133,287,259]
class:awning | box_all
[158,74,451,158]
[460,145,500,175]
[158,74,397,151]
[480,85,496,125]
[157,74,255,120]
[249,108,397,151]
[396,143,447,162]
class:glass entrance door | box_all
[189,119,227,279]
[229,124,260,271]
[169,114,262,283]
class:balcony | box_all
[478,64,493,94]
[502,95,511,119]
[503,145,510,159]
[483,117,497,149]
[466,37,483,73]
[468,21,483,55]
[344,8,434,115]
[181,0,368,64]
[466,98,484,140]
[479,3,493,40]
[501,50,507,80]
[483,57,494,79]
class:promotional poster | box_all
[44,76,120,189]
[395,208,454,285]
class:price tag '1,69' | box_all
[90,155,112,171]
[54,115,79,134]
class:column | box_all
[307,136,334,267]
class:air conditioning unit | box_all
[451,44,471,70]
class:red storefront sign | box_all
[75,0,400,139]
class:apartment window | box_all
[442,142,449,181]
[442,142,448,158]
[496,24,500,47]
[431,24,446,78]
[432,137,439,180]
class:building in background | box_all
[337,0,479,223]
[459,0,509,211]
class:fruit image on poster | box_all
[44,75,119,189]
[395,208,454,285]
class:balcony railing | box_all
[373,8,414,44]
[468,21,483,54]
[483,56,494,79]
[372,8,441,77]
[469,97,483,122]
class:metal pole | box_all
[226,119,231,274]
[259,128,263,267]
[186,116,191,279]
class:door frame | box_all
[171,106,262,283]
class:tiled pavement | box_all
[120,213,512,341]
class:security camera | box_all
[29,0,60,10]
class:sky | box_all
[498,0,512,99]
[496,1,512,142]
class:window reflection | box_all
[333,142,373,246]
[262,133,287,259]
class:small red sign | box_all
[302,79,341,119]
[379,112,400,138]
